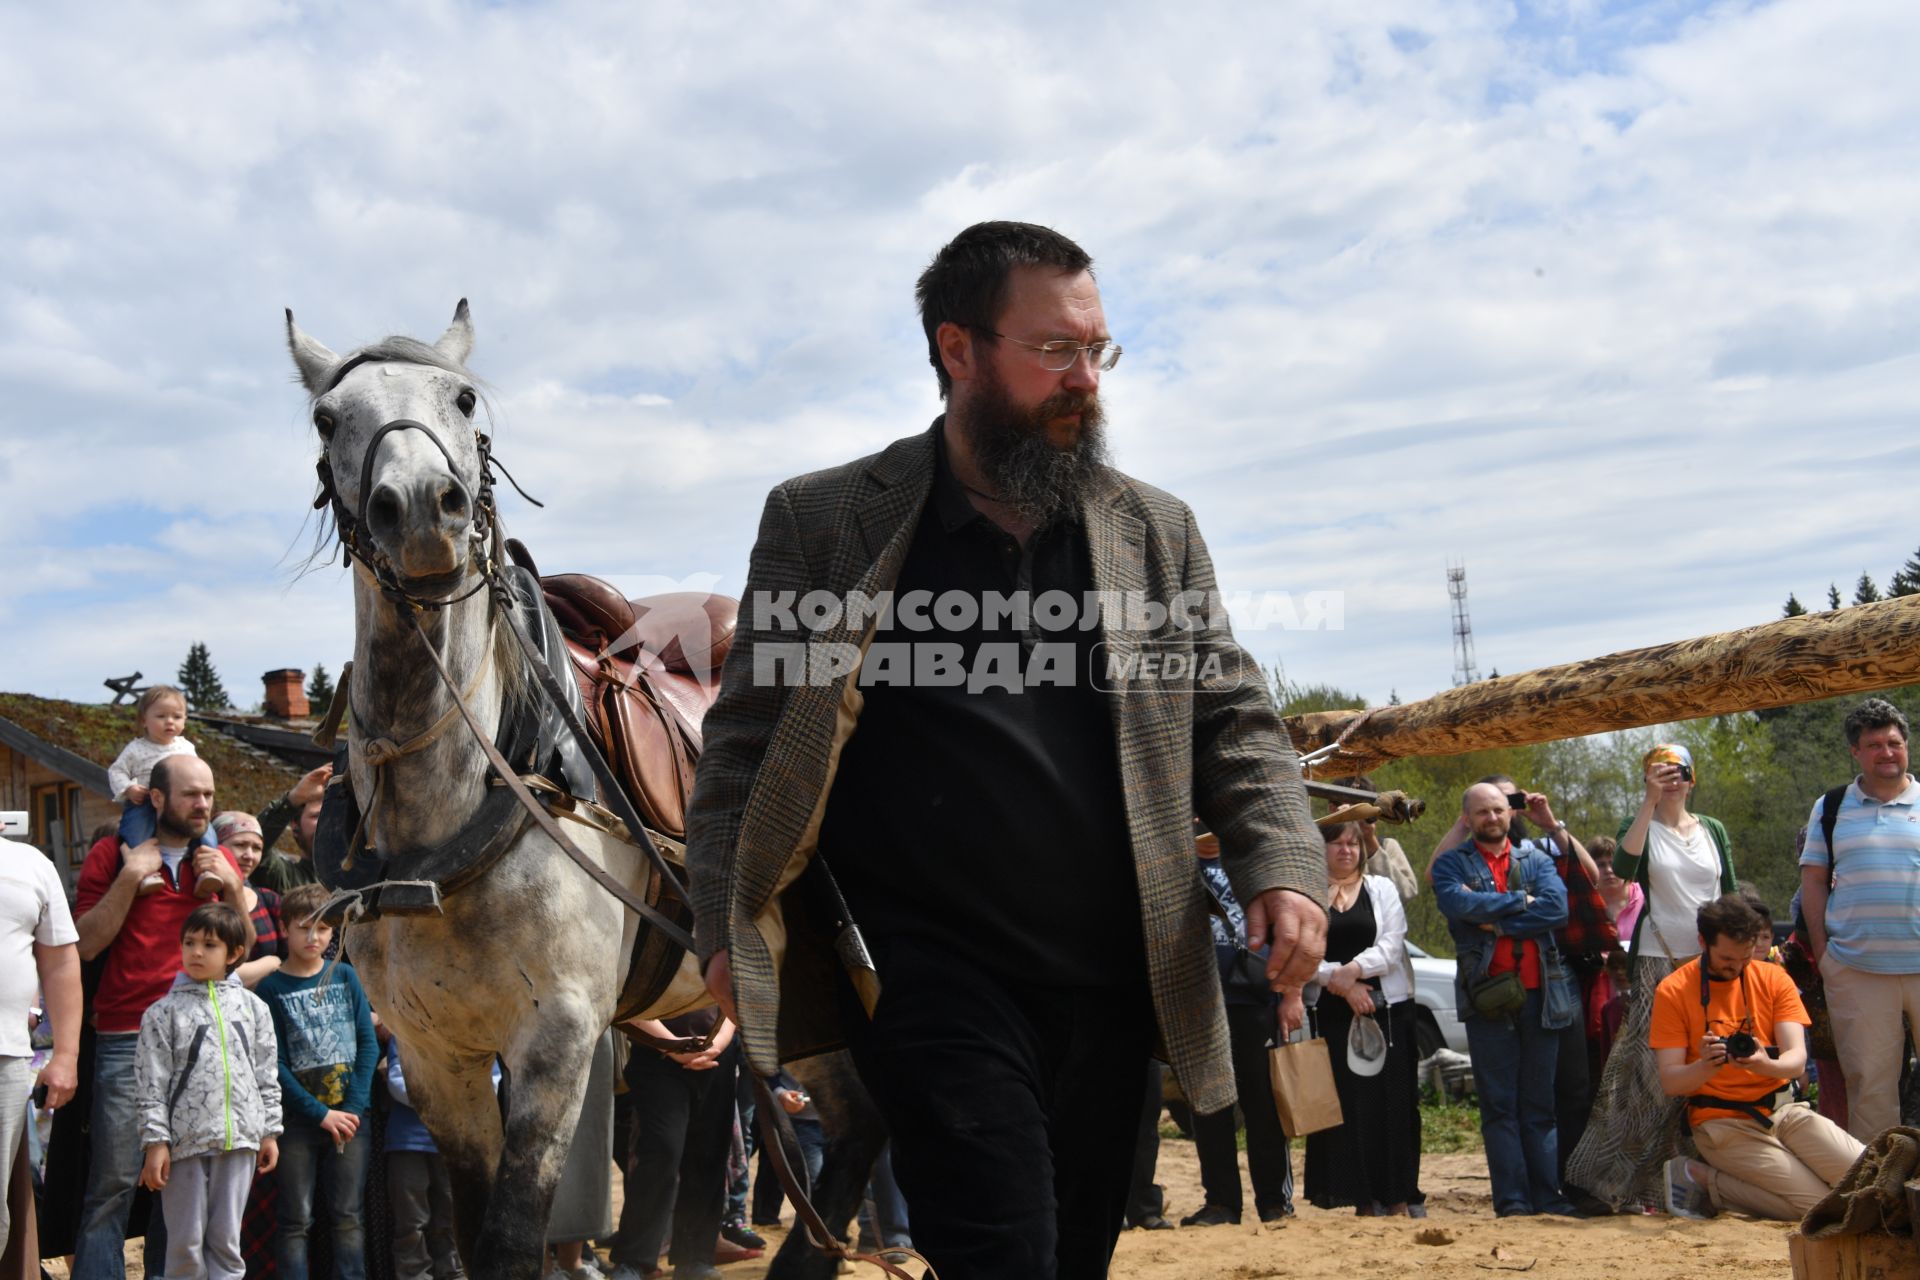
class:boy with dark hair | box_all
[257,884,378,1280]
[1652,893,1863,1220]
[135,902,282,1280]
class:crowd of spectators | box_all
[6,693,1920,1277]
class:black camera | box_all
[1718,1030,1758,1059]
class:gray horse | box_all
[286,301,707,1280]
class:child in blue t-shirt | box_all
[256,884,379,1280]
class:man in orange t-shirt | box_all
[1650,894,1863,1220]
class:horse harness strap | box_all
[748,1071,937,1280]
[344,629,494,870]
[402,608,699,966]
[496,596,694,930]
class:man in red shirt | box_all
[70,755,249,1280]
[1653,894,1863,1220]
[1432,783,1580,1218]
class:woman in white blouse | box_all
[1566,743,1735,1210]
[1283,821,1421,1216]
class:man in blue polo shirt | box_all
[1799,696,1920,1141]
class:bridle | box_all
[311,351,539,614]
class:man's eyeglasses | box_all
[975,327,1123,372]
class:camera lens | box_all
[1722,1031,1758,1060]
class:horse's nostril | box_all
[440,486,467,519]
[367,486,403,535]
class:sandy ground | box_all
[731,1136,1804,1280]
[72,1135,1804,1280]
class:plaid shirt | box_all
[1545,841,1617,961]
[246,886,285,963]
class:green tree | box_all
[307,663,336,713]
[1890,546,1920,597]
[177,643,231,712]
[1267,664,1366,717]
[1853,573,1882,606]
[1827,583,1843,610]
[1782,593,1807,618]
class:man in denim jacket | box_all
[1434,783,1581,1217]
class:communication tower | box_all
[1447,560,1481,686]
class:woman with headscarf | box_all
[1565,743,1735,1210]
[211,810,286,988]
[1283,820,1420,1216]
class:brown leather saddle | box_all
[540,575,738,840]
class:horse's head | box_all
[287,300,489,597]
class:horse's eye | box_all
[456,389,477,418]
[313,409,336,440]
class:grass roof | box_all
[0,692,302,841]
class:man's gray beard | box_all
[960,367,1111,524]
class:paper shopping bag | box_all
[1269,1036,1344,1136]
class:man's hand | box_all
[703,949,738,1025]
[1245,888,1328,990]
[1344,986,1376,1016]
[289,764,334,809]
[257,1135,279,1173]
[39,1051,78,1109]
[121,839,163,884]
[776,1087,809,1115]
[1279,989,1306,1037]
[1524,793,1558,833]
[1698,1035,1730,1068]
[192,843,241,895]
[140,1143,170,1191]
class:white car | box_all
[1405,941,1469,1059]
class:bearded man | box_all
[687,221,1327,1280]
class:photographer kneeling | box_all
[1652,893,1864,1220]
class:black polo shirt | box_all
[817,427,1144,989]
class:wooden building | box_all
[0,692,305,894]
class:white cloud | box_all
[2,0,1916,724]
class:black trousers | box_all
[1555,980,1593,1187]
[612,1040,740,1270]
[1193,1002,1293,1216]
[1123,1061,1166,1226]
[843,940,1155,1280]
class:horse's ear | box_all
[285,308,338,394]
[434,298,474,365]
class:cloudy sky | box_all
[4,0,1916,713]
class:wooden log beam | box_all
[1284,595,1920,777]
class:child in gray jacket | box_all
[137,902,283,1280]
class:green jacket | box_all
[1612,812,1735,962]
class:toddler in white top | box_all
[110,685,218,892]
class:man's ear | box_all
[936,321,979,389]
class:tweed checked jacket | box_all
[685,423,1326,1114]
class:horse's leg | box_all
[768,1052,891,1280]
[468,1000,599,1280]
[402,1046,507,1266]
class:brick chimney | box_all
[262,669,310,720]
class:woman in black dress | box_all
[1285,820,1421,1215]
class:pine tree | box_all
[307,663,336,712]
[1782,593,1807,618]
[177,643,231,712]
[1853,573,1882,606]
[1890,545,1920,597]
[1827,583,1843,610]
